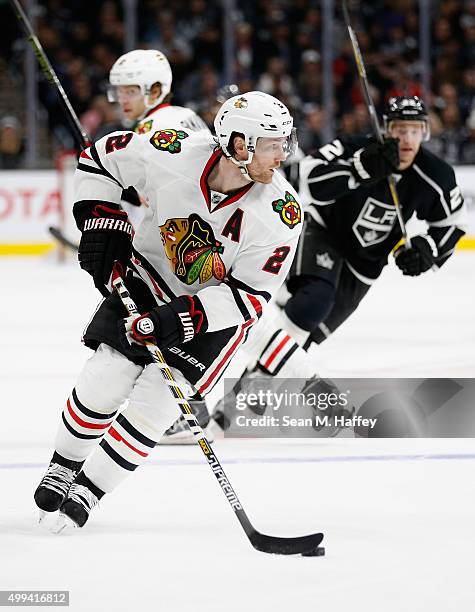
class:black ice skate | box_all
[34,452,84,521]
[53,473,104,533]
[159,398,214,444]
[305,377,355,437]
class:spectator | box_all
[459,108,475,163]
[0,117,24,169]
[298,104,324,153]
[256,56,295,99]
[2,0,475,166]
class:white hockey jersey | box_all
[133,102,209,136]
[74,128,303,334]
[124,102,209,227]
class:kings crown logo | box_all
[160,213,226,285]
[272,191,301,229]
[150,129,188,153]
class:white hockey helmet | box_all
[214,91,296,179]
[108,49,172,108]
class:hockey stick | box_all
[9,0,88,253]
[112,271,325,556]
[9,0,90,149]
[48,226,78,252]
[341,0,410,246]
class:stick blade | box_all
[249,530,324,555]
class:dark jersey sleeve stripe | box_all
[429,226,465,267]
[226,273,271,302]
[89,143,124,189]
[228,285,253,322]
[131,248,178,301]
[77,162,115,178]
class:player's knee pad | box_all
[75,344,142,414]
[125,364,191,441]
[284,277,336,331]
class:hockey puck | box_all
[301,546,325,557]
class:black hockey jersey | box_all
[297,136,467,279]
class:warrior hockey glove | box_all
[394,235,438,276]
[119,295,207,358]
[352,138,400,183]
[73,201,133,297]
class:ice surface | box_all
[1,254,474,611]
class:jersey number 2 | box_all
[105,133,133,153]
[263,246,290,274]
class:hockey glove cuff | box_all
[74,200,133,297]
[394,235,438,276]
[352,138,400,183]
[120,295,207,357]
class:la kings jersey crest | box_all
[352,197,399,247]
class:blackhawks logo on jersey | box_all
[150,129,188,153]
[272,191,301,229]
[135,119,153,135]
[160,213,226,285]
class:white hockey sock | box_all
[55,388,118,463]
[54,344,141,463]
[83,413,160,493]
[82,362,186,493]
[258,330,316,379]
[278,309,311,346]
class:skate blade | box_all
[38,509,60,530]
[51,513,78,534]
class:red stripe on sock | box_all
[108,427,149,457]
[67,399,114,430]
[263,335,291,370]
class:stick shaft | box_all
[342,0,409,244]
[112,273,325,554]
[112,275,254,529]
[9,0,90,148]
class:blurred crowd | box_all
[2,0,475,167]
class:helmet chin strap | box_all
[222,146,255,182]
[233,158,254,182]
[139,85,166,118]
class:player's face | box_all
[388,121,425,170]
[116,85,146,120]
[247,137,288,184]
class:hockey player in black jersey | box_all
[215,96,467,425]
[281,95,466,351]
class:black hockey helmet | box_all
[383,96,430,141]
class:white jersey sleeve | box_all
[197,231,300,333]
[74,131,147,205]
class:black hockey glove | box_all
[73,201,133,297]
[352,138,400,183]
[119,295,207,358]
[394,235,438,276]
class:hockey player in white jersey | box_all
[108,48,208,135]
[107,49,208,228]
[34,91,302,530]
